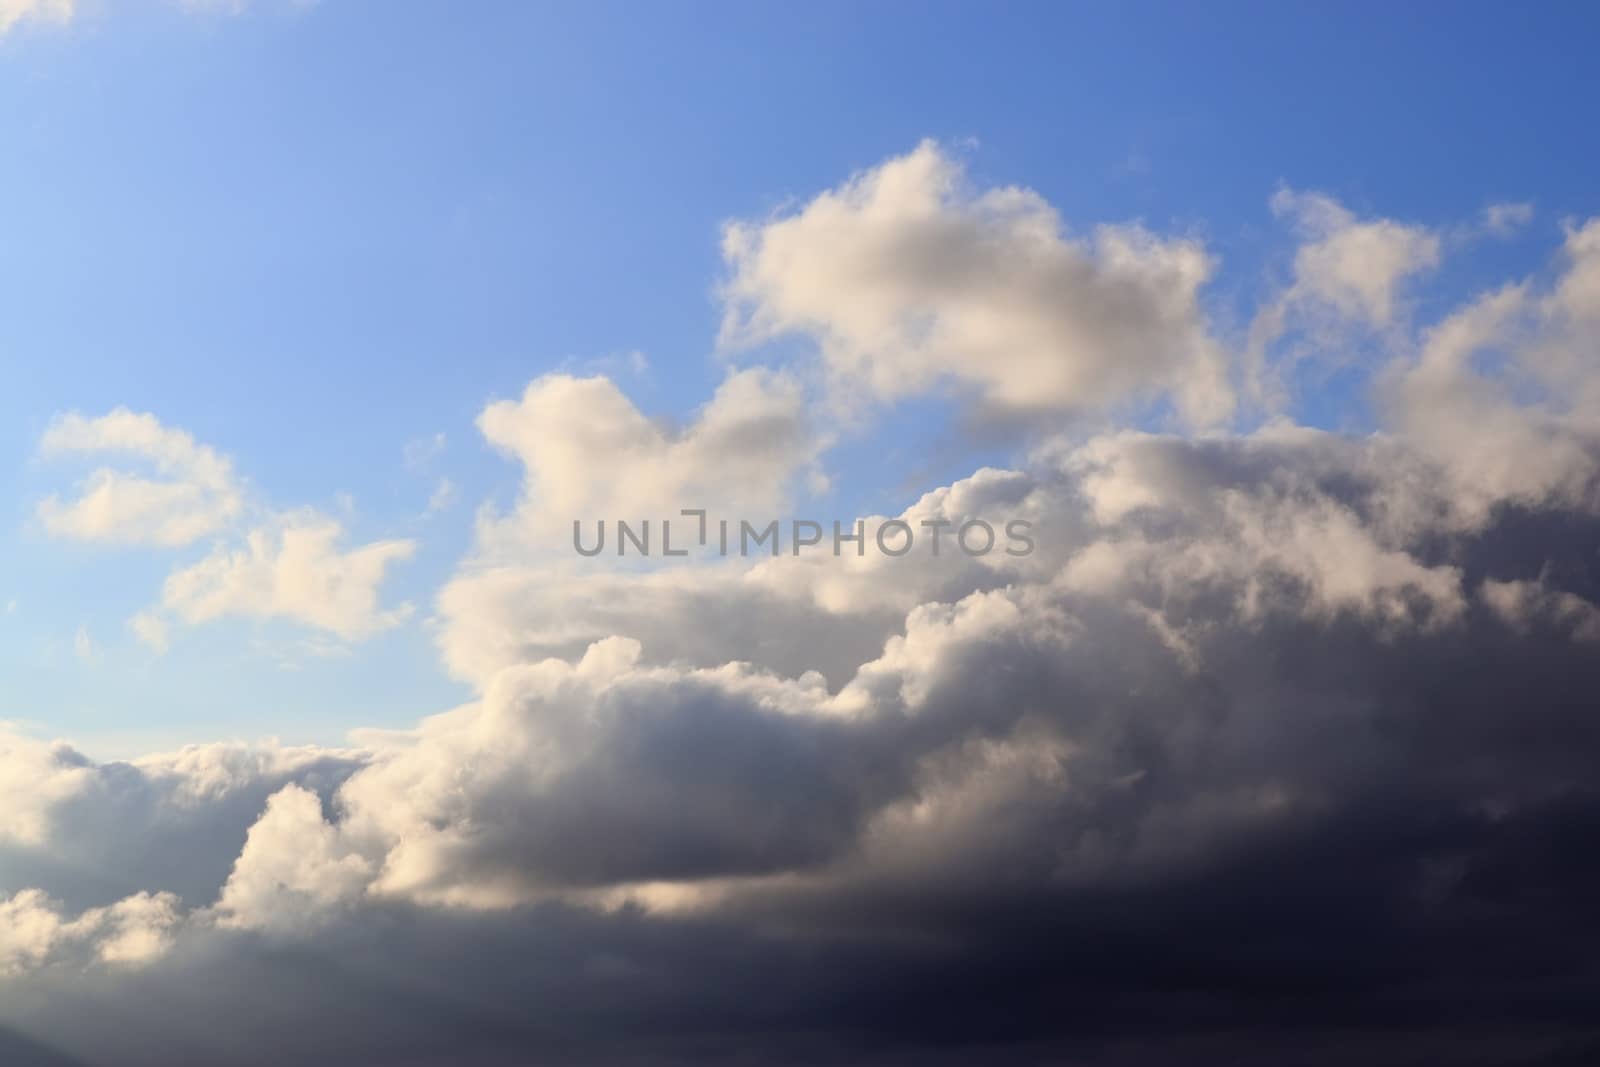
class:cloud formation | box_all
[37,410,242,549]
[475,369,821,556]
[5,148,1600,1065]
[34,410,415,645]
[0,0,71,36]
[720,141,1234,427]
[160,515,415,640]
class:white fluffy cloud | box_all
[0,889,180,974]
[1270,188,1441,328]
[37,409,242,548]
[1248,189,1442,407]
[214,784,372,932]
[160,516,415,640]
[720,140,1234,426]
[1387,218,1600,520]
[476,369,820,556]
[35,410,415,643]
[0,733,94,847]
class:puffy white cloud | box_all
[720,140,1233,426]
[0,889,181,974]
[1270,188,1441,328]
[475,369,819,555]
[34,410,415,644]
[0,891,63,974]
[1248,190,1441,407]
[37,409,243,548]
[159,516,415,640]
[214,784,372,932]
[0,733,95,847]
[1385,219,1600,522]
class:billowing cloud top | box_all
[721,141,1235,426]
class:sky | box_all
[3,3,1600,1065]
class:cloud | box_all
[1483,200,1535,236]
[37,410,243,549]
[719,140,1234,427]
[0,889,180,974]
[213,784,372,932]
[0,727,367,915]
[7,153,1600,1064]
[1385,218,1600,519]
[70,626,95,666]
[1270,188,1441,327]
[35,411,415,644]
[1248,189,1441,406]
[128,612,169,655]
[424,478,455,516]
[1,0,319,37]
[159,516,415,640]
[6,419,1600,1060]
[475,369,821,555]
[401,432,446,473]
[0,0,71,35]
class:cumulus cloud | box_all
[160,516,415,640]
[1385,218,1600,519]
[213,784,372,932]
[720,140,1234,427]
[0,727,367,917]
[0,889,181,974]
[475,369,820,555]
[37,410,243,548]
[435,462,1057,688]
[1271,187,1441,327]
[1248,189,1441,407]
[7,152,1600,1065]
[0,890,173,980]
[34,410,415,644]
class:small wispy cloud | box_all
[1482,201,1535,237]
[72,624,96,666]
[129,612,170,656]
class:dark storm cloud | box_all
[6,476,1600,1064]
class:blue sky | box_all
[2,0,1596,756]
